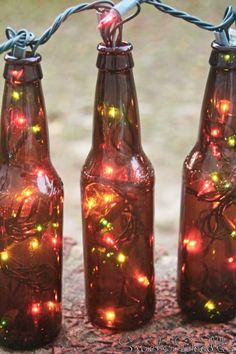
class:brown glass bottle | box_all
[0,54,63,349]
[177,43,236,322]
[81,43,155,330]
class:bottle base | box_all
[0,326,61,350]
[178,301,236,323]
[88,305,155,331]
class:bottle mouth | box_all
[4,52,41,64]
[4,52,43,83]
[97,42,133,54]
[96,41,134,71]
[211,41,236,53]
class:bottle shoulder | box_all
[0,162,63,197]
[81,149,154,185]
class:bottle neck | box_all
[198,45,236,145]
[92,44,142,154]
[0,55,50,164]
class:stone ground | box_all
[0,1,236,353]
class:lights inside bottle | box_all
[35,224,43,232]
[30,238,39,250]
[227,135,236,147]
[198,180,215,196]
[102,309,116,326]
[204,300,216,312]
[0,54,63,349]
[211,127,221,138]
[107,106,120,119]
[230,230,236,238]
[32,124,41,134]
[137,275,150,287]
[0,319,7,329]
[117,253,126,263]
[178,47,236,322]
[224,54,231,62]
[216,99,230,115]
[12,90,21,101]
[210,172,220,184]
[12,113,28,129]
[183,228,202,254]
[0,251,9,262]
[47,301,56,311]
[104,165,114,175]
[31,303,41,316]
[10,69,24,82]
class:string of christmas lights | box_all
[0,0,235,57]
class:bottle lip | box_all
[211,41,236,53]
[4,52,41,64]
[97,42,133,54]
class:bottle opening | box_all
[96,42,134,71]
[211,41,236,53]
[97,42,133,54]
[5,52,41,64]
[4,52,42,83]
[210,41,236,69]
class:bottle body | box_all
[81,43,155,330]
[0,54,63,349]
[177,44,236,322]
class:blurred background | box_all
[0,0,233,256]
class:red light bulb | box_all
[31,303,41,316]
[10,69,24,82]
[12,113,28,129]
[97,10,119,29]
[198,180,215,196]
[211,127,221,138]
[183,228,202,254]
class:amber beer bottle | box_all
[0,54,63,348]
[81,42,155,330]
[177,43,236,322]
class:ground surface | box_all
[0,1,235,353]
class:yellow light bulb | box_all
[105,310,115,322]
[35,224,43,232]
[104,194,114,203]
[32,125,41,134]
[48,301,55,311]
[137,275,150,287]
[30,238,39,250]
[211,172,220,183]
[108,106,119,119]
[87,197,97,210]
[227,135,236,147]
[12,91,20,101]
[204,300,216,312]
[105,166,113,175]
[231,230,236,238]
[20,188,33,199]
[1,251,9,261]
[224,54,231,62]
[117,253,126,263]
